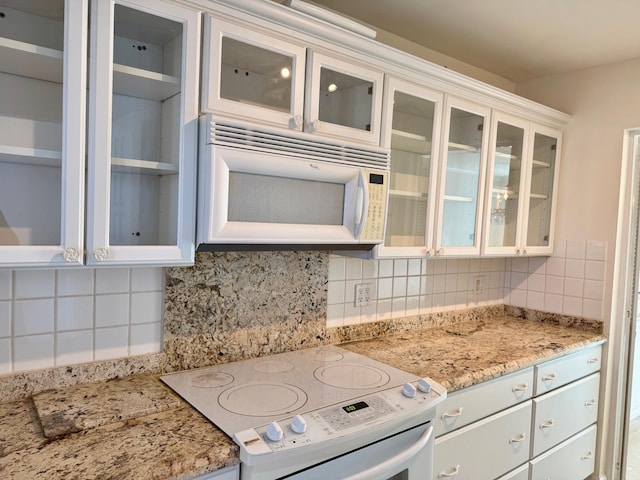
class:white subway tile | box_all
[345,280,359,304]
[458,273,470,292]
[379,259,394,277]
[360,303,377,323]
[327,281,346,305]
[408,259,422,276]
[131,268,164,292]
[14,334,54,370]
[131,292,163,324]
[566,240,586,259]
[392,277,408,297]
[424,259,434,275]
[510,272,528,290]
[94,326,129,361]
[0,271,11,300]
[586,241,607,261]
[585,260,605,281]
[545,275,564,294]
[14,299,54,336]
[0,301,10,337]
[343,303,361,325]
[432,275,446,294]
[468,258,481,273]
[444,274,458,293]
[565,259,586,279]
[431,293,445,310]
[328,256,346,281]
[527,274,545,293]
[406,296,420,316]
[479,259,492,272]
[490,258,506,271]
[377,278,393,299]
[129,323,162,356]
[95,294,129,328]
[489,271,504,289]
[554,240,567,257]
[419,295,432,313]
[527,291,545,310]
[545,257,565,276]
[564,278,584,298]
[509,289,527,308]
[457,259,470,273]
[326,304,345,327]
[584,280,604,301]
[511,257,529,273]
[544,294,563,314]
[391,297,406,318]
[562,297,583,317]
[445,259,459,274]
[393,259,408,277]
[96,269,130,294]
[14,270,55,299]
[421,275,433,295]
[407,276,421,296]
[583,299,603,321]
[56,296,94,331]
[0,338,10,374]
[56,330,93,366]
[345,258,363,280]
[57,269,94,296]
[376,299,392,321]
[362,260,378,279]
[433,260,447,275]
[528,257,547,274]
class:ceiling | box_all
[307,0,640,84]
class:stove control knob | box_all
[266,421,284,442]
[290,414,307,434]
[402,382,417,398]
[417,378,432,393]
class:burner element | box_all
[191,372,234,388]
[303,348,344,362]
[253,360,295,374]
[314,363,390,389]
[219,383,308,417]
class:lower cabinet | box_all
[434,344,602,480]
[194,465,239,480]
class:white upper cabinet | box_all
[376,76,443,258]
[435,96,491,257]
[201,16,384,146]
[482,112,561,256]
[87,0,199,266]
[0,0,87,268]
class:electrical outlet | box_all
[472,275,487,295]
[354,283,373,307]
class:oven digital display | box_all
[342,401,369,414]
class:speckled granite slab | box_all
[0,405,239,480]
[340,316,606,392]
[32,374,181,438]
[0,399,46,457]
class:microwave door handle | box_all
[341,425,434,480]
[354,171,369,238]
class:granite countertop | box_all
[0,316,605,480]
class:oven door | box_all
[284,423,434,480]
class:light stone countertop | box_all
[0,316,605,480]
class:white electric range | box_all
[161,345,446,480]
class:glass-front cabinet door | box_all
[523,125,561,255]
[435,97,490,256]
[482,113,528,255]
[87,0,199,265]
[201,17,306,130]
[377,77,442,258]
[0,0,86,267]
[305,51,383,145]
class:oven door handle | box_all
[341,425,434,480]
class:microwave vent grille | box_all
[207,121,390,170]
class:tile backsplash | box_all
[0,239,607,375]
[0,268,164,374]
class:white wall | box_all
[516,57,640,326]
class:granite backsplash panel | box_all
[163,251,329,371]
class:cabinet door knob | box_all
[63,248,81,263]
[307,119,320,132]
[438,465,460,478]
[289,115,303,129]
[93,248,110,262]
[441,407,463,419]
[509,433,527,444]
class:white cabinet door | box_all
[530,425,597,480]
[434,96,491,257]
[375,76,443,258]
[0,0,87,267]
[532,373,599,457]
[535,344,602,395]
[436,367,533,436]
[87,0,199,266]
[496,463,529,480]
[434,401,532,480]
[194,465,239,480]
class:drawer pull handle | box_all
[587,358,599,364]
[512,383,529,392]
[582,451,593,460]
[541,373,557,382]
[441,407,463,419]
[540,420,554,429]
[585,399,597,407]
[509,433,527,444]
[438,465,460,478]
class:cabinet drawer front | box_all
[434,401,532,480]
[497,463,529,480]
[436,367,533,436]
[530,425,597,480]
[532,373,599,456]
[535,344,601,395]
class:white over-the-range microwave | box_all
[197,116,390,249]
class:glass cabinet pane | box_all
[440,108,485,248]
[109,4,183,246]
[318,67,373,132]
[487,122,525,248]
[527,132,558,247]
[220,37,293,114]
[0,0,65,246]
[385,91,437,248]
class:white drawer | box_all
[535,344,602,395]
[532,372,599,457]
[530,425,597,480]
[497,463,529,480]
[435,367,534,436]
[434,401,532,480]
[194,465,239,480]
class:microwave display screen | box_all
[369,173,384,185]
[228,172,345,225]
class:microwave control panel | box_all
[360,170,388,241]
